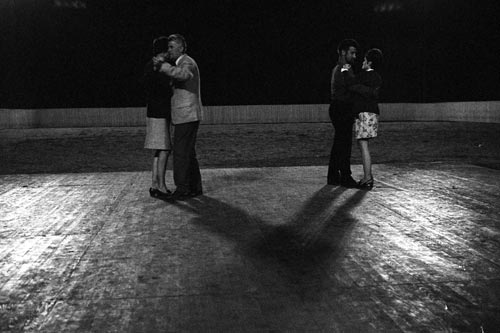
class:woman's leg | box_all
[358,139,372,181]
[151,150,160,189]
[157,149,171,193]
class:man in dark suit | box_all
[155,34,203,200]
[327,39,360,188]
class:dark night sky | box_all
[1,0,499,108]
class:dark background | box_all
[1,0,499,108]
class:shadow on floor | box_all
[170,185,367,298]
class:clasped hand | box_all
[340,63,351,73]
[152,54,168,71]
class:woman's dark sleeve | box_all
[344,72,381,99]
[140,60,155,92]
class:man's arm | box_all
[158,61,194,81]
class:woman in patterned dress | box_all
[343,48,383,189]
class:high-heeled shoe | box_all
[149,188,172,198]
[358,177,374,190]
[156,189,172,197]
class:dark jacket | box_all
[141,60,173,119]
[330,62,351,103]
[344,69,382,116]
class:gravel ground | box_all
[1,122,499,174]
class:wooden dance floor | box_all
[1,163,499,332]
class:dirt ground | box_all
[1,122,500,174]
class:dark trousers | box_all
[327,101,354,182]
[173,121,202,193]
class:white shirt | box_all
[175,54,185,66]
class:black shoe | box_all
[358,177,374,190]
[149,188,172,198]
[168,190,191,201]
[156,189,172,197]
[189,190,203,197]
[340,176,358,188]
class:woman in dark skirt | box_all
[142,36,174,198]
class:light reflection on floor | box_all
[0,164,499,331]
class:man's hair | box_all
[168,34,187,53]
[365,48,383,69]
[337,39,359,55]
[153,36,169,55]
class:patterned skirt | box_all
[144,117,172,150]
[355,112,379,139]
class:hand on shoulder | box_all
[341,64,351,72]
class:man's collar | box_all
[175,54,185,66]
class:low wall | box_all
[1,101,499,128]
[380,101,500,123]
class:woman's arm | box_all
[344,71,381,99]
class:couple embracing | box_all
[142,34,203,201]
[327,39,383,190]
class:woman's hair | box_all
[152,36,169,56]
[366,48,383,69]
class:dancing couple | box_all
[327,39,383,190]
[142,34,203,201]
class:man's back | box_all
[164,54,203,125]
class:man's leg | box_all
[327,103,341,184]
[188,123,202,195]
[336,116,357,187]
[328,129,341,184]
[188,155,202,195]
[339,117,354,176]
[173,121,200,195]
